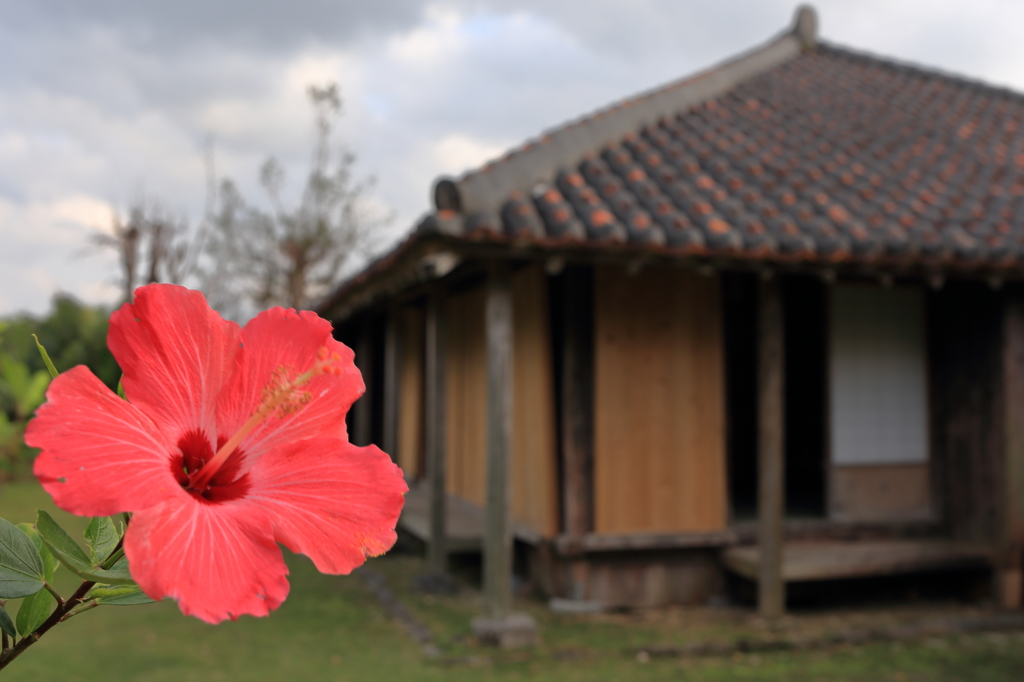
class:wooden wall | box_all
[441,266,560,537]
[830,463,932,522]
[1004,287,1024,547]
[593,266,727,534]
[396,306,425,479]
[511,266,559,537]
[445,286,488,508]
[929,282,1004,543]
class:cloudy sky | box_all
[2,0,1023,315]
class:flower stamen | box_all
[187,347,344,491]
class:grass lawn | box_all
[0,481,1022,681]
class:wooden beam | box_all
[725,541,992,583]
[757,276,786,619]
[382,305,400,460]
[425,291,448,574]
[560,265,595,540]
[353,317,374,447]
[553,529,736,555]
[1001,288,1024,608]
[559,265,595,599]
[484,264,514,619]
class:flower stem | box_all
[0,501,135,669]
[0,579,95,671]
[100,546,125,570]
[42,582,64,607]
[62,601,99,621]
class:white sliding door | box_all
[828,285,931,520]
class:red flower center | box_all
[172,429,250,504]
[182,349,346,494]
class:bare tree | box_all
[91,83,385,317]
[91,199,193,303]
[202,83,387,317]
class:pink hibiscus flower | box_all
[24,284,407,624]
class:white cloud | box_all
[0,195,109,244]
[431,133,509,175]
[386,6,467,65]
[5,0,1024,316]
[50,195,115,235]
[0,195,119,314]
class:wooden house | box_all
[317,6,1024,618]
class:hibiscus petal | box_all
[108,284,241,444]
[245,438,406,574]
[25,366,179,517]
[216,307,363,461]
[125,493,290,624]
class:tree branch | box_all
[0,579,95,671]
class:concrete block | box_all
[471,613,539,648]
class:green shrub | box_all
[0,295,121,478]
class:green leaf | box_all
[0,355,30,400]
[20,370,50,416]
[0,518,45,599]
[35,511,134,586]
[116,375,125,400]
[31,334,58,379]
[16,588,53,637]
[108,555,131,576]
[34,511,89,564]
[17,523,57,583]
[0,414,18,448]
[84,517,119,566]
[89,583,156,606]
[0,605,15,639]
[100,546,124,571]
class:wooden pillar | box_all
[1000,289,1024,608]
[758,276,786,619]
[353,318,374,447]
[382,306,400,460]
[484,264,514,618]
[560,265,594,599]
[425,291,447,574]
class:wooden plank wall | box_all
[1001,285,1024,607]
[445,286,488,508]
[397,306,425,479]
[830,464,932,522]
[1004,286,1024,546]
[440,266,560,537]
[928,282,1004,543]
[593,266,727,534]
[511,266,559,537]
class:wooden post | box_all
[382,306,400,461]
[425,291,447,574]
[1001,289,1024,608]
[353,317,374,447]
[758,276,786,619]
[485,264,514,619]
[560,265,594,599]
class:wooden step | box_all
[722,540,993,583]
[399,482,541,553]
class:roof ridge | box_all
[819,41,1024,101]
[434,6,818,217]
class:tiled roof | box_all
[424,42,1024,269]
[317,7,1024,317]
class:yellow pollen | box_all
[261,367,314,417]
[188,346,344,490]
